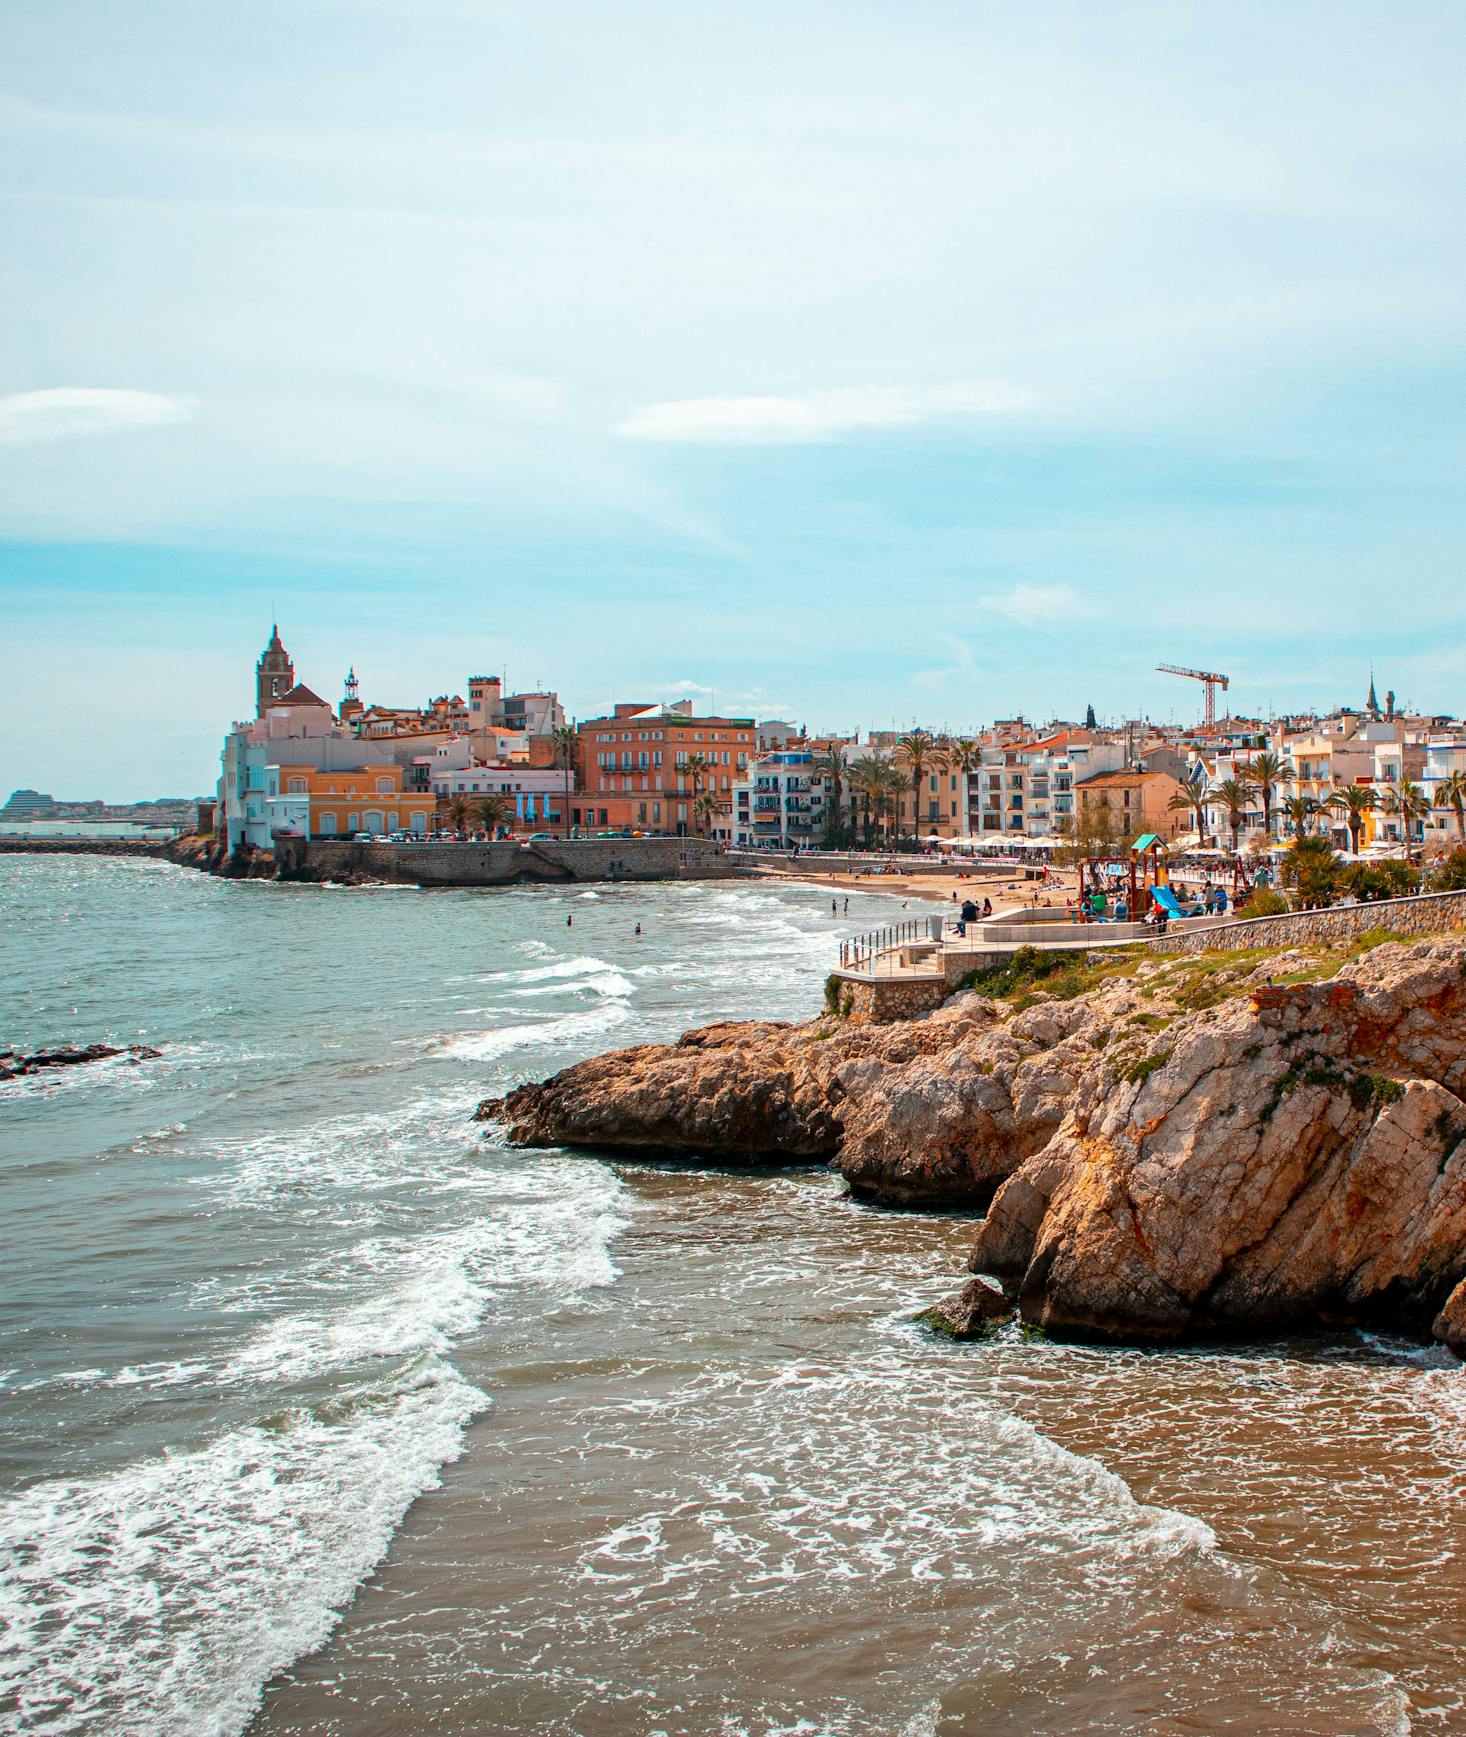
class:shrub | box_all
[1430,848,1466,892]
[1280,835,1340,907]
[1338,860,1419,902]
[1243,888,1290,917]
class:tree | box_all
[811,743,849,840]
[1393,781,1431,861]
[946,736,981,836]
[895,729,943,839]
[692,790,720,836]
[475,793,513,836]
[1438,769,1466,844]
[551,723,579,838]
[875,763,907,844]
[1281,834,1340,908]
[1167,782,1209,844]
[847,755,886,846]
[1085,704,1097,730]
[1214,777,1258,853]
[446,795,470,839]
[1283,794,1317,839]
[681,753,710,839]
[1238,752,1290,842]
[1327,784,1375,856]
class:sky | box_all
[4,0,1466,798]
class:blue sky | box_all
[4,0,1466,797]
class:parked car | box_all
[353,831,374,841]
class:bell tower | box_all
[256,625,295,717]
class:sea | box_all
[2,853,1464,1737]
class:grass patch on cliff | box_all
[951,945,1141,1007]
[1120,1047,1173,1085]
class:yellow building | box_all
[273,763,437,838]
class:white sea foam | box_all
[0,1362,484,1737]
[434,1000,630,1061]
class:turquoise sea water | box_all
[3,856,1465,1736]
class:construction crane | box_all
[1157,663,1230,729]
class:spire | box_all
[1367,666,1379,717]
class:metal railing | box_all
[839,918,944,975]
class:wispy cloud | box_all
[613,382,1034,444]
[914,630,982,692]
[979,582,1095,629]
[657,679,795,716]
[0,389,195,447]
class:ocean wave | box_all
[0,1363,485,1737]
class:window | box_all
[288,777,306,795]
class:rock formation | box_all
[0,1042,162,1081]
[970,938,1466,1345]
[485,932,1466,1349]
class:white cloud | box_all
[612,383,1034,444]
[979,582,1096,629]
[913,630,982,692]
[0,388,195,447]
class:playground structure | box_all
[1077,833,1257,923]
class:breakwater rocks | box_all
[485,931,1466,1350]
[1,1042,162,1081]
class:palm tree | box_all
[475,793,513,836]
[1238,751,1290,843]
[1439,769,1466,844]
[1167,782,1209,845]
[946,737,980,834]
[1213,778,1257,853]
[1327,784,1375,856]
[876,763,907,843]
[692,790,719,836]
[895,729,942,842]
[1393,781,1431,862]
[811,743,849,837]
[847,755,887,847]
[1283,793,1318,839]
[446,795,470,839]
[551,723,579,838]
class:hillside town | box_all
[210,627,1466,870]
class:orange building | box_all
[270,762,437,838]
[574,702,756,835]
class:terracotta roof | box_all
[275,683,330,709]
[1078,767,1181,789]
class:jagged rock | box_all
[916,1275,1014,1338]
[971,939,1466,1346]
[480,1014,993,1167]
[0,1042,162,1081]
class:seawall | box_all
[273,836,743,887]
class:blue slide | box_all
[1151,885,1185,919]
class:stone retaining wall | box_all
[0,838,174,858]
[275,836,742,887]
[1142,888,1466,955]
[842,975,949,1024]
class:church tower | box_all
[256,626,295,717]
[340,666,364,729]
[1367,668,1380,718]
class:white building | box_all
[431,764,569,827]
[732,751,826,848]
[969,736,1125,838]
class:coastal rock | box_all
[0,1042,162,1081]
[916,1275,1014,1339]
[480,1014,994,1169]
[970,939,1466,1346]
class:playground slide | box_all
[1151,885,1185,919]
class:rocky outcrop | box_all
[489,930,1466,1350]
[970,938,1466,1346]
[481,1012,998,1169]
[0,1042,162,1081]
